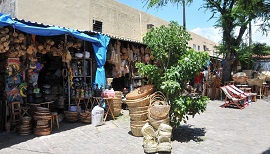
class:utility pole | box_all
[248,21,252,47]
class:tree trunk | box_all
[222,57,235,83]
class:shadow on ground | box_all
[0,120,90,150]
[172,124,206,143]
[262,147,270,154]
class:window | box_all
[198,45,200,51]
[193,44,196,50]
[93,20,102,32]
[147,24,154,32]
[203,45,207,51]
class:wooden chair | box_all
[220,86,246,110]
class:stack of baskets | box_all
[33,107,52,136]
[79,111,91,123]
[113,91,123,117]
[126,85,154,137]
[18,116,32,135]
[148,91,170,130]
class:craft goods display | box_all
[148,91,170,130]
[18,116,32,135]
[33,107,52,136]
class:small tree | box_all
[136,21,210,127]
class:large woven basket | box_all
[148,113,170,130]
[130,120,149,127]
[129,106,148,114]
[79,111,91,123]
[130,111,148,121]
[126,96,150,107]
[247,78,264,86]
[130,125,143,137]
[148,91,170,120]
[126,85,154,100]
[113,108,122,117]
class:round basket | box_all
[36,120,49,126]
[113,108,122,117]
[34,130,51,136]
[33,115,52,120]
[79,111,91,123]
[148,114,170,130]
[130,120,149,127]
[65,111,79,122]
[126,96,150,107]
[130,112,148,121]
[114,91,123,98]
[36,107,50,112]
[129,106,148,114]
[130,125,143,137]
[149,102,170,120]
[126,85,154,100]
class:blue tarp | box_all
[0,13,110,87]
[92,34,110,87]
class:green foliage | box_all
[136,21,210,127]
[170,95,209,127]
[143,0,193,8]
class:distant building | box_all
[0,0,220,58]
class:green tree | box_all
[136,21,210,127]
[143,0,193,28]
[143,0,270,83]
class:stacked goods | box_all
[0,28,27,57]
[156,123,172,152]
[148,92,170,130]
[33,107,51,136]
[113,91,123,117]
[64,111,79,122]
[18,116,32,135]
[141,123,172,153]
[126,85,154,137]
[79,111,91,123]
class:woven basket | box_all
[79,111,91,123]
[130,120,149,127]
[114,108,122,117]
[247,78,264,86]
[65,111,79,122]
[148,114,170,130]
[130,125,143,137]
[114,91,123,98]
[149,101,170,120]
[126,96,150,107]
[149,91,167,103]
[130,112,148,121]
[34,130,51,136]
[126,85,154,100]
[129,106,148,114]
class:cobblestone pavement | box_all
[1,98,270,154]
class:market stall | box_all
[0,13,110,133]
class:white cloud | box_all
[190,25,270,45]
[190,27,222,44]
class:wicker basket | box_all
[126,96,150,107]
[65,111,79,122]
[130,125,143,137]
[34,130,51,136]
[247,78,264,86]
[130,112,148,121]
[148,114,170,130]
[149,101,170,120]
[126,85,154,100]
[79,111,91,123]
[129,106,148,114]
[113,108,122,117]
[130,120,149,127]
[114,91,123,98]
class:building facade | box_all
[0,0,219,57]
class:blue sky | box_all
[116,0,270,45]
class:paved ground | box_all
[0,98,270,154]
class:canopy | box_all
[0,13,110,87]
